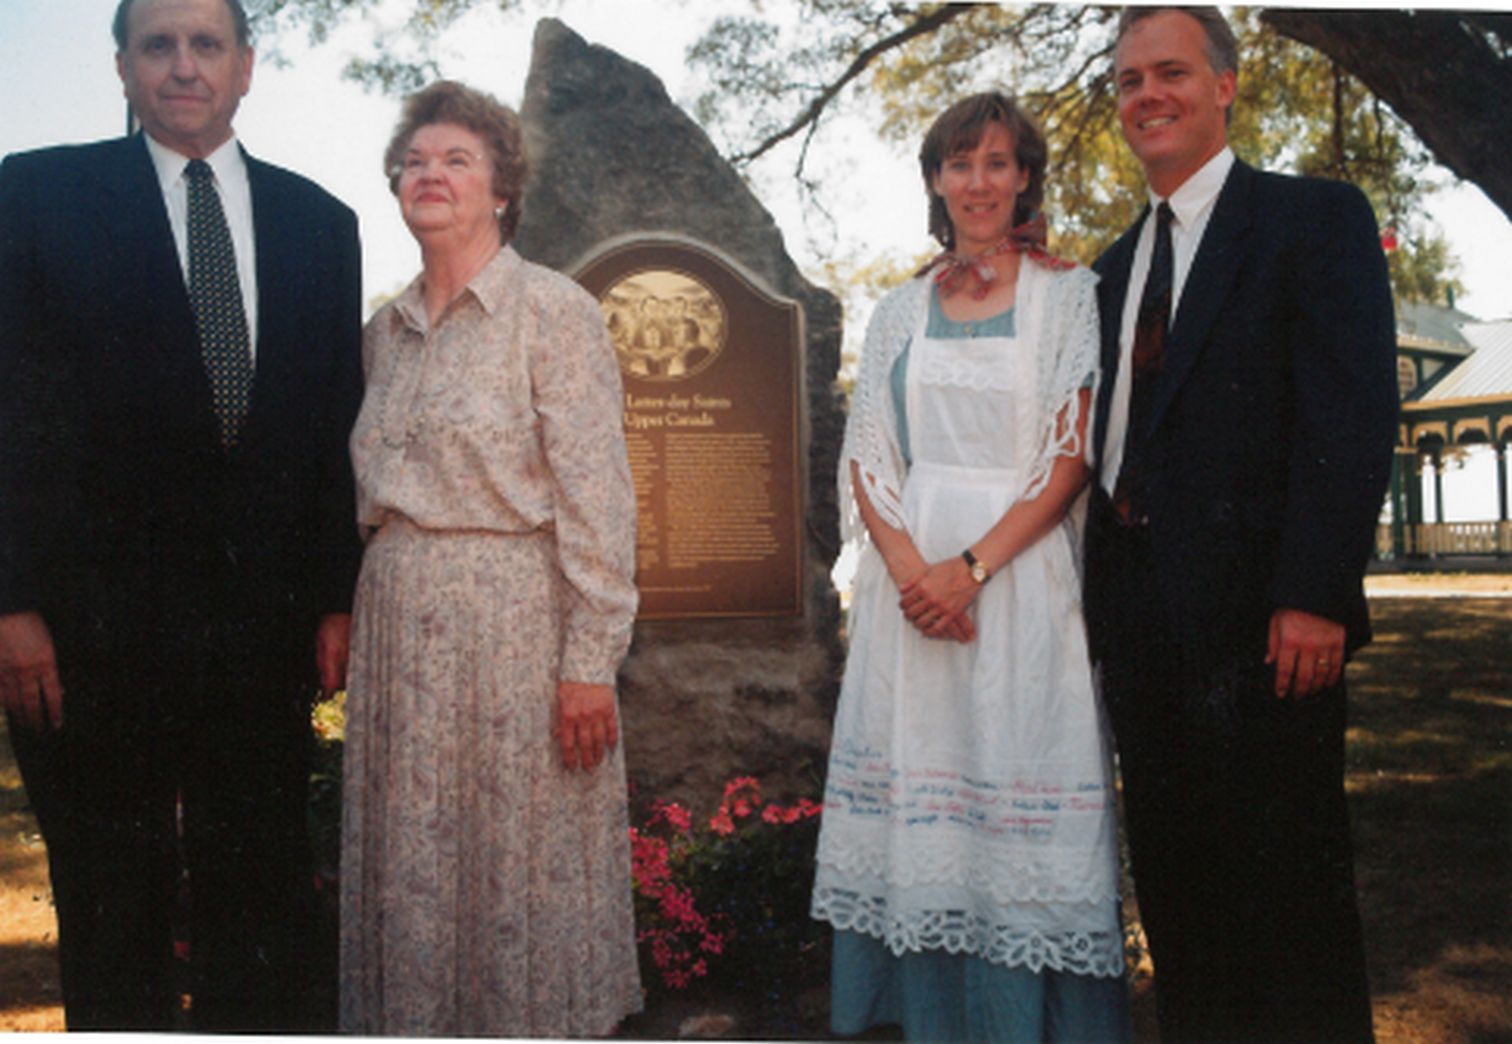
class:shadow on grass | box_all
[1347,598,1511,1036]
[0,939,60,1022]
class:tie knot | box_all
[186,158,213,184]
[1156,201,1174,228]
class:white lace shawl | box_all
[839,261,1102,549]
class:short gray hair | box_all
[1116,6,1238,79]
[113,0,251,51]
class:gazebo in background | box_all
[1385,299,1512,562]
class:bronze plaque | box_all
[572,236,803,619]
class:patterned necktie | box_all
[186,158,253,448]
[1113,201,1174,524]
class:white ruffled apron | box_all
[813,293,1124,978]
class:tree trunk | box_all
[1262,9,1512,222]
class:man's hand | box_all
[898,557,979,643]
[553,681,620,772]
[1266,607,1345,698]
[315,613,352,699]
[0,611,64,730]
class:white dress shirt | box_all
[1100,146,1236,493]
[144,134,259,360]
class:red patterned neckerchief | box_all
[921,214,1076,299]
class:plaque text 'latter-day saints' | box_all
[573,237,804,619]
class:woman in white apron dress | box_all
[812,92,1127,1042]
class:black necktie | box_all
[186,159,253,448]
[1113,201,1174,523]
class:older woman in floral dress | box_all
[338,80,640,1036]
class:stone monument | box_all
[514,18,845,809]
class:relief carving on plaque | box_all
[601,269,727,382]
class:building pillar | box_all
[1431,448,1446,525]
[1405,449,1426,558]
[1497,442,1509,557]
[1388,447,1411,559]
[1497,442,1508,522]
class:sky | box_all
[3,0,1510,325]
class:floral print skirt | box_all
[339,519,642,1036]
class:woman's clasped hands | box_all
[898,556,980,644]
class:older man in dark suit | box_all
[0,0,362,1030]
[1084,7,1398,1042]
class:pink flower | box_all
[646,799,693,834]
[658,886,700,927]
[723,776,760,799]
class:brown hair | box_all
[384,80,529,242]
[919,91,1048,250]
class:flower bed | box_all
[629,776,826,1005]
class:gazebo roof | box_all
[1396,299,1477,353]
[1421,320,1512,401]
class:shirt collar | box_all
[469,244,521,317]
[392,244,520,334]
[1150,145,1234,228]
[143,132,245,193]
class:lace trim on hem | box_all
[812,888,1126,979]
[814,845,1121,907]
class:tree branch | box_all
[730,3,983,165]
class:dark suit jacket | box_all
[0,134,363,702]
[1085,158,1398,668]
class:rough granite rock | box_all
[514,18,845,812]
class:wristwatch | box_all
[962,548,989,585]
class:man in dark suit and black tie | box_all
[0,0,362,1030]
[1083,7,1398,1041]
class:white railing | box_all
[1379,522,1512,556]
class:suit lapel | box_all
[96,137,199,351]
[243,151,296,449]
[94,137,221,443]
[1145,160,1256,433]
[1092,212,1144,472]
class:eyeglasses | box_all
[391,147,487,180]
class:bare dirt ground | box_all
[1366,572,1512,596]
[0,749,62,1031]
[1,578,1507,1038]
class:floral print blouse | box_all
[350,245,638,685]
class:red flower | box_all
[662,802,692,832]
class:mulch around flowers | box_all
[0,588,1507,1039]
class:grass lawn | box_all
[1345,598,1511,1044]
[0,593,1507,1038]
